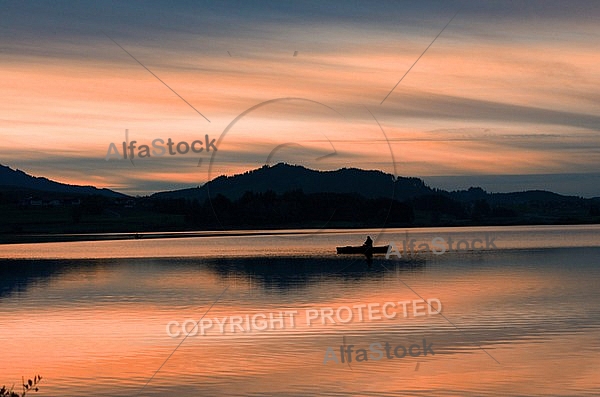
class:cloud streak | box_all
[1,0,599,195]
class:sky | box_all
[1,0,599,196]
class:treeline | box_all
[153,190,416,228]
[149,189,600,228]
[4,189,599,236]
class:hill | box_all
[152,163,432,201]
[1,162,598,241]
[0,164,127,198]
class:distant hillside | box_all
[0,164,127,198]
[1,162,598,241]
[149,163,599,228]
[446,186,588,205]
[152,163,433,201]
[152,162,595,207]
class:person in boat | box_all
[363,235,374,262]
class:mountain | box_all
[1,162,597,240]
[152,163,433,201]
[152,162,594,206]
[3,161,589,207]
[446,186,587,205]
[150,163,599,226]
[0,164,127,198]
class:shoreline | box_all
[1,222,599,245]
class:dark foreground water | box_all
[1,225,600,396]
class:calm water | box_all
[1,225,600,396]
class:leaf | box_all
[28,379,32,387]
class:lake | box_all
[1,225,600,396]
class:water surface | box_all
[1,225,599,396]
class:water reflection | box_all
[0,259,70,298]
[203,256,426,290]
[1,228,600,396]
[0,255,427,299]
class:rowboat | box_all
[336,245,389,254]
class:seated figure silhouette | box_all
[363,235,374,264]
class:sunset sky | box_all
[1,0,599,196]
